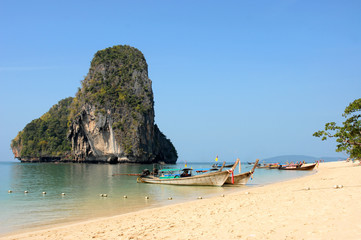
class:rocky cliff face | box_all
[67,45,177,163]
[11,45,177,164]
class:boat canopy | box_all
[159,168,182,172]
[181,168,193,171]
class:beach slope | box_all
[2,161,361,239]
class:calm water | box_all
[0,161,313,235]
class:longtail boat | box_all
[211,163,234,168]
[247,161,260,166]
[225,159,259,185]
[137,159,239,186]
[278,163,317,171]
[256,163,280,169]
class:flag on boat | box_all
[215,155,218,162]
[185,161,187,168]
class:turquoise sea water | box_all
[0,161,314,235]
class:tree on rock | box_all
[313,98,361,159]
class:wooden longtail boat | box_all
[247,161,260,166]
[211,163,234,168]
[278,163,317,171]
[137,159,239,186]
[256,163,280,169]
[225,159,259,185]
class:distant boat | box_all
[225,159,259,185]
[211,163,234,168]
[137,160,239,186]
[256,163,280,169]
[278,163,317,171]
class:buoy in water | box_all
[61,193,65,195]
[168,197,172,200]
[197,196,202,199]
[24,190,29,193]
[42,192,46,194]
[8,190,12,193]
[123,195,127,198]
[145,196,149,199]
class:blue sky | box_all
[0,0,360,162]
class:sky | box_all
[0,0,360,162]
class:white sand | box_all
[2,161,361,240]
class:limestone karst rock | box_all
[11,45,177,164]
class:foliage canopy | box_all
[313,98,361,158]
[11,97,73,158]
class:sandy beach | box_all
[1,161,361,240]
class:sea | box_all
[0,160,315,235]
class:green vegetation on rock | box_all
[11,97,73,158]
[71,45,152,117]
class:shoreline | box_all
[0,165,312,236]
[0,161,311,236]
[2,161,361,239]
[0,163,315,237]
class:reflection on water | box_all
[0,161,312,235]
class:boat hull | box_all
[279,163,317,171]
[225,171,252,185]
[138,170,230,186]
[256,164,280,169]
